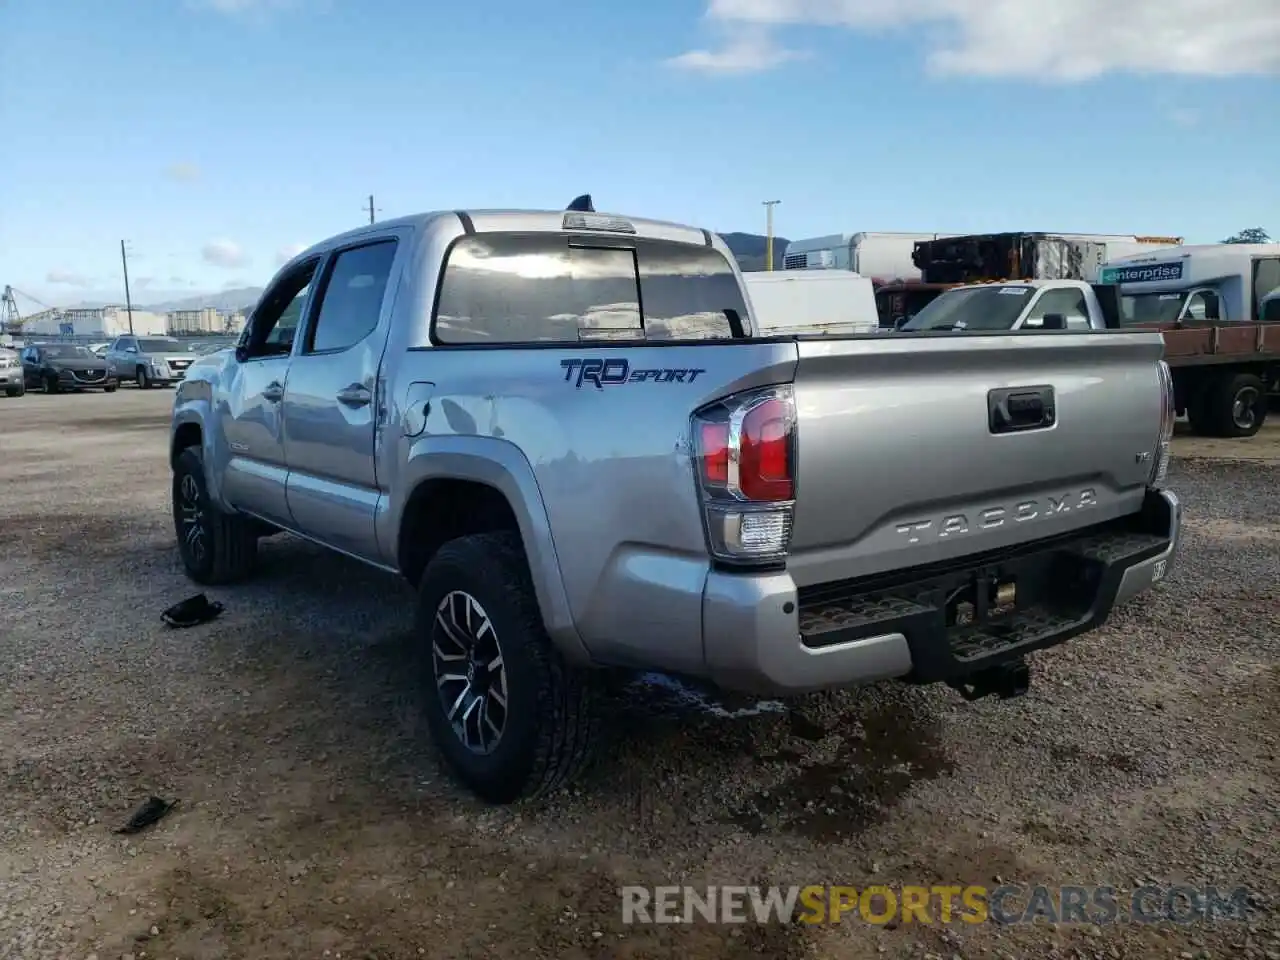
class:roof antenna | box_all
[566,194,594,213]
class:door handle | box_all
[262,382,284,403]
[336,383,372,407]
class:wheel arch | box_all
[389,438,588,664]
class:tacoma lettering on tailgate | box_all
[895,489,1097,544]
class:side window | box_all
[243,260,320,358]
[1183,290,1221,322]
[304,240,398,354]
[434,234,641,344]
[1262,293,1280,324]
[1254,258,1280,319]
[1025,287,1089,328]
[635,240,742,340]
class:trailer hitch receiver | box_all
[948,658,1031,701]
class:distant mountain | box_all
[142,287,264,313]
[721,232,791,272]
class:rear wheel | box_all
[1206,373,1267,438]
[416,531,600,804]
[172,446,259,584]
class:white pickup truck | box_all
[897,279,1117,333]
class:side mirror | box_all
[1042,313,1067,330]
[234,345,250,364]
[893,317,907,330]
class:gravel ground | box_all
[0,390,1276,960]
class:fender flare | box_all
[391,436,589,665]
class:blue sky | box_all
[2,0,1277,309]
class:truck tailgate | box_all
[786,332,1167,587]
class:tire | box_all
[1206,372,1267,438]
[104,384,118,393]
[172,446,259,585]
[416,531,599,804]
[4,383,22,398]
[42,374,59,395]
[136,367,151,389]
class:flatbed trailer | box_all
[1100,244,1280,438]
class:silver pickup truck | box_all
[169,207,1181,803]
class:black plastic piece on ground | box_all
[161,593,224,628]
[115,796,177,835]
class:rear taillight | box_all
[692,386,796,564]
[1150,360,1174,488]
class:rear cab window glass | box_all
[432,233,745,343]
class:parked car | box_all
[105,335,198,388]
[0,346,23,397]
[170,206,1181,803]
[21,343,119,394]
[89,342,112,357]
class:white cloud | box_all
[666,24,807,74]
[276,242,307,265]
[46,270,93,287]
[165,161,201,182]
[677,0,1280,80]
[202,239,249,269]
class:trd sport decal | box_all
[561,358,707,390]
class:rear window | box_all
[432,233,747,344]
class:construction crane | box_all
[2,285,59,335]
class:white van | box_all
[742,270,879,337]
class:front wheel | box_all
[416,531,600,804]
[4,383,22,398]
[136,367,151,389]
[103,384,118,393]
[172,446,259,584]
[42,374,59,395]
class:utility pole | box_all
[120,240,135,334]
[762,200,781,271]
[364,194,381,225]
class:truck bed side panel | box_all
[389,342,798,671]
[787,332,1167,587]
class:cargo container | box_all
[742,270,879,336]
[781,232,959,284]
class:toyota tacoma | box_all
[169,205,1182,803]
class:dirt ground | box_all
[0,390,1276,960]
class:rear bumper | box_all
[702,488,1181,696]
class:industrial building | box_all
[21,305,167,337]
[167,307,247,335]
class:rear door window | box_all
[433,234,744,343]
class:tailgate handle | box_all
[989,385,1055,434]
